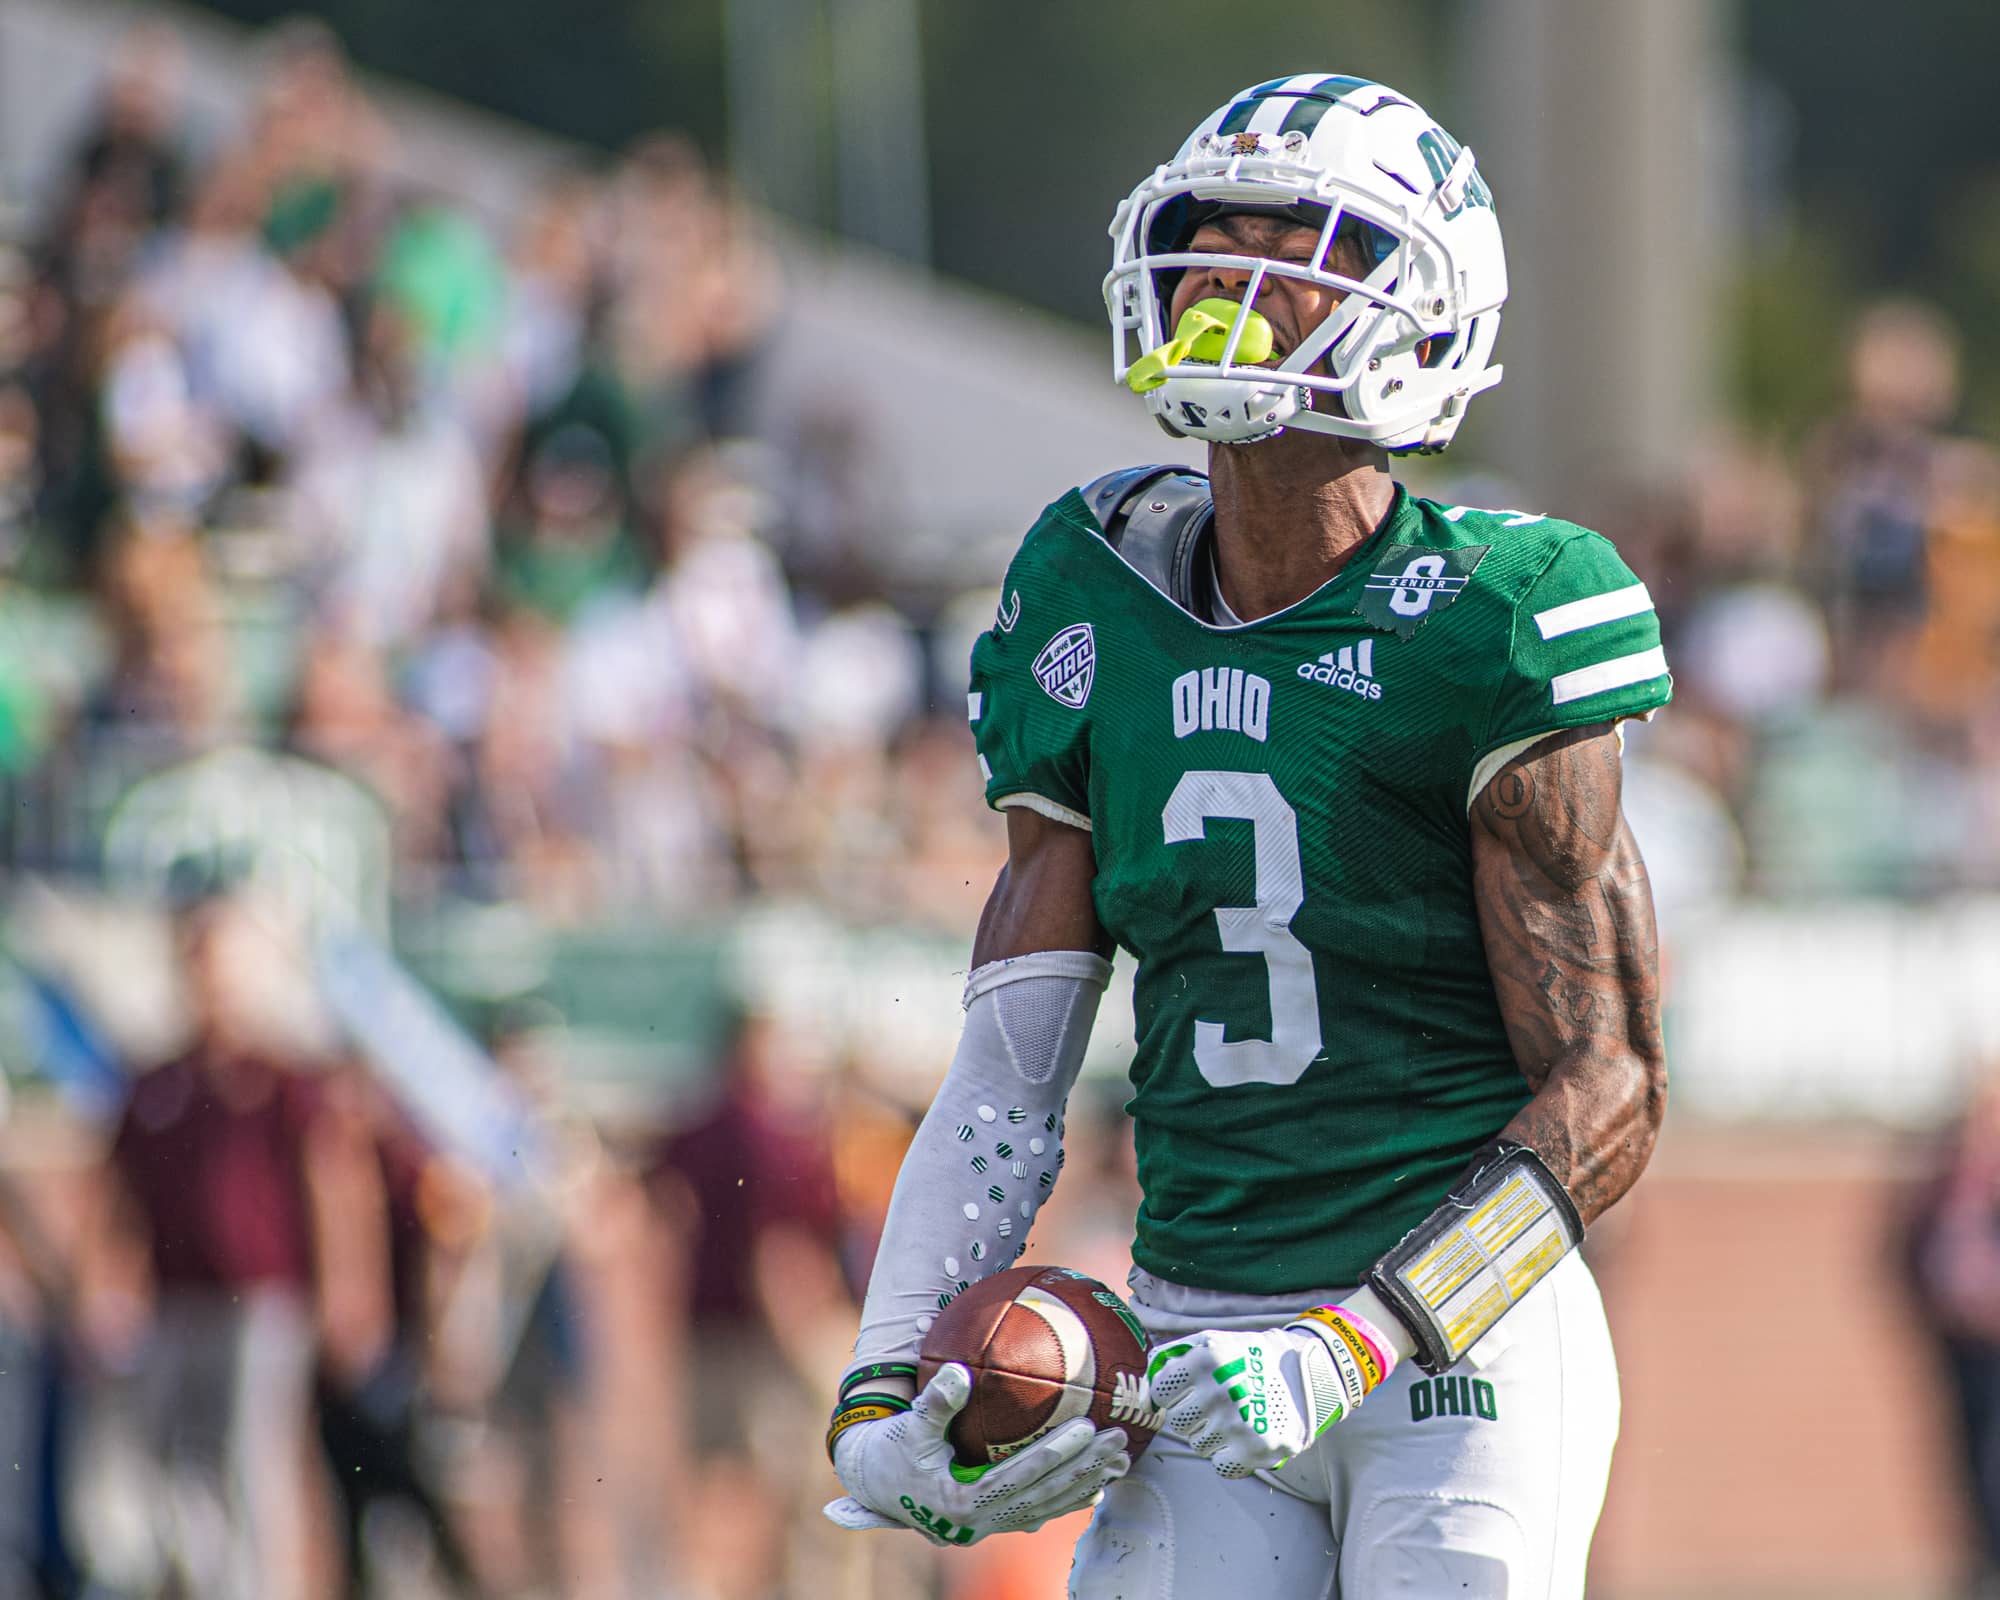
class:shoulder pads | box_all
[1077,465,1216,620]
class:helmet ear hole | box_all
[1448,318,1481,370]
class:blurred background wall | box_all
[0,1,1998,1597]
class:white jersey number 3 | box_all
[1162,770,1322,1087]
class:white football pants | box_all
[1068,1253,1619,1600]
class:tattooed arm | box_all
[1471,722,1667,1225]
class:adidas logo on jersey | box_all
[1298,640,1384,701]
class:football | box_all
[917,1264,1160,1467]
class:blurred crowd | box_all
[0,19,1000,932]
[0,866,975,1600]
[10,25,2000,929]
[5,16,2000,1600]
[1607,296,2000,915]
[0,20,1011,1600]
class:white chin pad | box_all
[1150,374,1298,442]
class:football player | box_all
[825,74,1668,1598]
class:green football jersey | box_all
[968,483,1669,1296]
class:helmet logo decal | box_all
[1033,625,1096,710]
[1416,127,1494,219]
[1353,544,1491,638]
[1230,131,1264,156]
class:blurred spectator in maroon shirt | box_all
[648,1008,854,1598]
[652,1012,840,1332]
[312,1062,486,1599]
[110,1047,322,1294]
[88,882,392,1600]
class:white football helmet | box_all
[1104,74,1507,452]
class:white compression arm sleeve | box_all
[848,949,1113,1372]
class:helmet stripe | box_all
[1218,78,1316,136]
[1280,76,1375,133]
[1312,73,1378,100]
[1217,75,1381,140]
[1216,98,1261,136]
[1246,96,1300,136]
[1279,96,1334,136]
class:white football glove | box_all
[824,1363,1130,1546]
[1145,1305,1393,1478]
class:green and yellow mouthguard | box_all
[1125,298,1277,393]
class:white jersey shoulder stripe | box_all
[1533,582,1653,640]
[1550,646,1669,706]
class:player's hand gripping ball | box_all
[1146,1307,1391,1478]
[825,1363,1128,1546]
[825,1266,1152,1546]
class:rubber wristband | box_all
[839,1362,919,1406]
[1291,1305,1391,1397]
[827,1391,914,1427]
[837,1391,915,1416]
[825,1398,909,1463]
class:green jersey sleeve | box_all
[966,522,1094,829]
[1476,530,1670,788]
